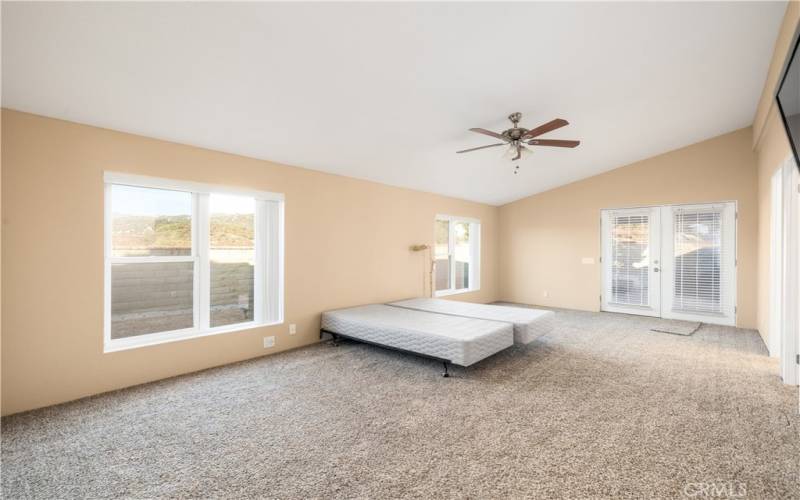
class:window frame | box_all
[103,172,284,353]
[434,214,481,297]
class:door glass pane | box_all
[454,222,470,290]
[210,194,255,328]
[611,214,650,306]
[111,262,194,339]
[435,219,451,291]
[673,210,722,314]
[111,185,192,257]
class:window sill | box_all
[435,287,480,298]
[104,320,283,353]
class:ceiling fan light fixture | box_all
[458,112,580,165]
[502,144,531,161]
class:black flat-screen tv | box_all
[776,23,800,172]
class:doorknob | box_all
[653,268,660,272]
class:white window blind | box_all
[611,213,650,306]
[672,207,724,314]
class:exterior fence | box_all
[111,249,254,338]
[434,258,469,292]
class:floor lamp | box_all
[410,244,434,298]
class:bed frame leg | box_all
[321,329,340,346]
[442,361,450,378]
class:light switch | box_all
[582,257,595,264]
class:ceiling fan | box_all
[457,112,580,161]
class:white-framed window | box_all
[434,214,480,297]
[104,172,284,352]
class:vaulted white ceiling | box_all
[1,2,786,205]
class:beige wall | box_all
[755,110,792,344]
[753,3,800,346]
[1,109,500,415]
[498,128,759,329]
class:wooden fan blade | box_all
[527,139,580,148]
[456,143,505,153]
[522,118,569,139]
[469,128,507,141]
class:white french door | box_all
[601,207,661,317]
[601,202,737,326]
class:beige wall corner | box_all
[752,3,800,346]
[498,128,758,329]
[0,109,500,416]
[755,110,793,346]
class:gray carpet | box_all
[2,308,798,499]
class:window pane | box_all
[111,262,194,339]
[210,194,255,328]
[111,185,192,257]
[454,221,470,290]
[673,210,722,314]
[611,215,649,306]
[435,220,450,291]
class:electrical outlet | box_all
[289,324,297,335]
[263,336,275,348]
[543,291,549,298]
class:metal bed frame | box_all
[320,328,452,377]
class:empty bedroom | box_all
[1,1,799,498]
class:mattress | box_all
[321,304,513,367]
[387,298,554,345]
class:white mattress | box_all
[387,298,554,345]
[321,304,513,367]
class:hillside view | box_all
[113,214,254,253]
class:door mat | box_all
[650,320,702,336]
